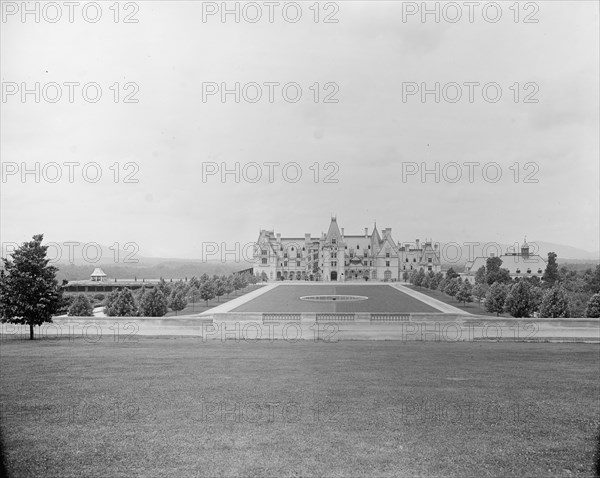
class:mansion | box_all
[253,217,441,282]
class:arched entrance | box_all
[330,271,338,281]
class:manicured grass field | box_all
[1,339,598,477]
[232,284,440,313]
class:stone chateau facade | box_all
[253,217,441,282]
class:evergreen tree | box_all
[414,269,426,288]
[200,280,216,306]
[139,288,168,317]
[539,286,570,318]
[485,282,508,317]
[427,271,437,289]
[504,281,535,318]
[584,293,600,318]
[68,294,94,316]
[105,288,137,317]
[402,271,409,282]
[214,278,226,302]
[169,289,188,316]
[444,277,460,297]
[0,234,64,339]
[224,276,235,297]
[542,252,559,286]
[157,278,172,297]
[455,280,473,305]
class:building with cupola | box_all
[253,217,441,282]
[464,240,547,278]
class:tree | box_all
[584,293,600,318]
[446,267,459,280]
[156,278,172,297]
[455,280,473,305]
[402,271,409,282]
[213,277,226,302]
[260,271,268,282]
[542,252,559,286]
[169,289,188,316]
[504,281,535,318]
[472,283,489,307]
[200,280,216,306]
[0,234,64,340]
[105,288,137,317]
[485,257,512,285]
[444,277,460,298]
[427,271,437,290]
[485,282,508,317]
[474,266,486,285]
[139,288,168,317]
[539,286,570,318]
[414,269,426,288]
[224,276,235,297]
[68,294,94,316]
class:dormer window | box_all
[332,239,337,244]
[527,269,531,274]
[538,269,542,274]
[386,252,390,258]
[516,269,521,273]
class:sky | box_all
[1,0,598,260]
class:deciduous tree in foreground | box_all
[0,234,64,339]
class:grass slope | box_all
[1,340,598,477]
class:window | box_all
[428,258,432,263]
[368,245,371,249]
[538,269,542,274]
[262,258,267,264]
[284,253,288,258]
[386,261,390,267]
[297,261,301,267]
[331,261,337,266]
[403,265,406,270]
[357,245,360,249]
[527,268,531,273]
[284,261,288,267]
[386,252,390,258]
[291,247,294,251]
[405,258,409,262]
[364,252,368,258]
[428,266,432,271]
[332,239,337,244]
[516,269,521,273]
[261,249,267,255]
[413,258,416,262]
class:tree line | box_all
[67,273,261,317]
[404,253,600,318]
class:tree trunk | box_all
[29,322,34,340]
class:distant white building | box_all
[464,241,547,278]
[90,267,107,282]
[253,216,441,282]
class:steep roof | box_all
[91,268,106,277]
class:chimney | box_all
[276,233,281,242]
[341,228,344,238]
[364,227,368,238]
[416,239,420,249]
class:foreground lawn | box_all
[0,339,598,477]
